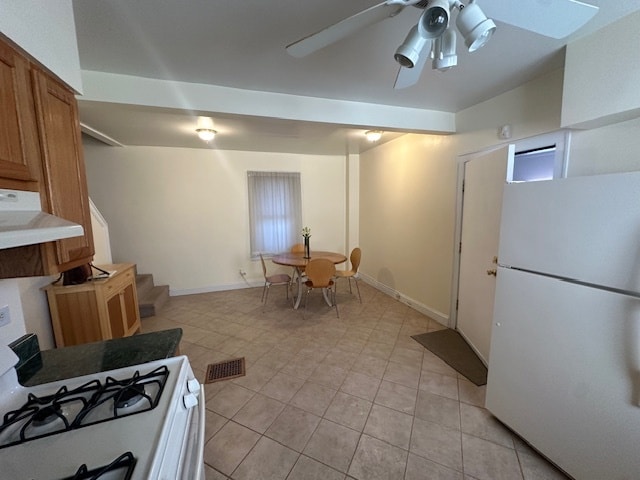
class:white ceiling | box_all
[72,0,640,155]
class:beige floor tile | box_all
[280,354,321,380]
[204,421,260,476]
[414,390,461,430]
[382,361,421,389]
[204,464,229,480]
[374,380,418,415]
[287,455,346,480]
[324,391,372,432]
[389,345,424,367]
[231,362,277,392]
[205,410,228,442]
[461,433,523,480]
[405,453,464,480]
[363,404,413,449]
[348,434,408,480]
[209,383,256,419]
[303,419,361,473]
[419,370,460,400]
[340,371,381,401]
[232,436,299,480]
[259,372,306,402]
[410,417,463,471]
[351,353,388,379]
[459,403,514,448]
[517,450,570,480]
[265,405,321,452]
[232,393,286,434]
[290,381,338,416]
[307,364,349,389]
[458,378,486,407]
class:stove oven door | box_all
[153,378,206,480]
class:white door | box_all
[456,145,513,363]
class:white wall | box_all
[358,69,564,325]
[0,0,82,92]
[83,144,347,294]
[562,11,640,129]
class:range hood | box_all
[0,188,84,249]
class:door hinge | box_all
[459,242,462,254]
[455,299,459,310]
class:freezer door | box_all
[486,267,640,480]
[498,170,640,293]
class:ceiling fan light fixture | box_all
[394,25,430,68]
[455,0,496,52]
[432,28,458,71]
[365,130,383,142]
[196,128,217,142]
[418,0,450,39]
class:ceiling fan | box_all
[286,0,599,89]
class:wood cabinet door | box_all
[32,68,95,270]
[106,293,125,339]
[0,41,41,189]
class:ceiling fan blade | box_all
[481,0,599,39]
[286,2,404,58]
[393,50,429,89]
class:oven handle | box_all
[192,383,206,480]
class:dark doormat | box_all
[412,329,487,386]
[205,357,246,384]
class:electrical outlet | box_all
[0,305,10,327]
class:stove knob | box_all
[187,378,201,394]
[183,393,198,409]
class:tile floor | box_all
[141,279,570,480]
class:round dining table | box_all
[271,250,347,309]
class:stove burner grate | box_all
[65,451,136,480]
[0,366,169,449]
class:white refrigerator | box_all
[486,171,640,480]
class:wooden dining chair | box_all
[335,247,362,303]
[303,258,338,317]
[259,253,291,307]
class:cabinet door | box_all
[122,283,141,333]
[0,41,40,189]
[32,68,94,270]
[107,293,125,339]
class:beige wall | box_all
[358,69,564,325]
[83,144,348,294]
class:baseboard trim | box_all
[358,273,449,327]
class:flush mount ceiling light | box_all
[196,128,216,142]
[365,130,383,142]
[196,116,217,142]
[286,0,599,90]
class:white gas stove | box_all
[0,344,205,479]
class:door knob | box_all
[487,269,497,276]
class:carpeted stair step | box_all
[136,274,169,318]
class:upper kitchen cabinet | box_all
[0,41,41,190]
[0,37,94,278]
[31,67,94,271]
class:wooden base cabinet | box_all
[46,264,141,347]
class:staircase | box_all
[136,273,169,318]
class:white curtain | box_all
[248,171,302,257]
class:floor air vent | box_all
[205,357,246,384]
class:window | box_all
[247,171,302,258]
[512,146,556,182]
[507,131,570,183]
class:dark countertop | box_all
[9,328,182,386]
